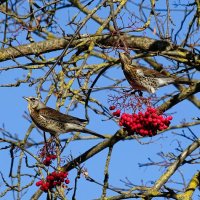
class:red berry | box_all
[151,107,157,113]
[63,172,68,178]
[147,117,152,122]
[167,116,173,120]
[36,180,43,186]
[40,186,45,191]
[51,171,57,177]
[131,124,136,130]
[147,107,153,112]
[46,175,54,181]
[43,159,51,166]
[139,115,143,120]
[144,130,149,135]
[151,113,157,118]
[65,179,70,184]
[53,181,57,186]
[132,113,137,118]
[116,109,121,114]
[139,129,144,135]
[145,111,150,116]
[59,171,66,177]
[122,115,127,120]
[40,182,49,192]
[57,181,61,186]
[153,122,158,127]
[162,125,168,129]
[156,119,161,124]
[138,111,143,116]
[113,109,121,117]
[136,124,142,129]
[50,154,57,159]
[45,182,50,188]
[45,156,51,162]
[109,105,116,110]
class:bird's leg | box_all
[43,131,47,143]
[122,88,143,96]
[122,88,132,93]
[130,90,143,96]
[54,136,61,165]
[43,131,50,155]
[138,90,143,97]
[51,134,62,150]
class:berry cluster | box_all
[36,171,70,192]
[119,107,172,136]
[43,154,57,166]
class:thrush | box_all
[119,52,191,93]
[23,96,105,139]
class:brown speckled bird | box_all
[23,97,105,139]
[119,53,190,93]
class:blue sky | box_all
[0,1,200,199]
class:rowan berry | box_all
[109,105,116,110]
[43,159,51,166]
[46,175,54,181]
[36,180,43,186]
[50,154,57,159]
[113,109,121,117]
[65,179,70,184]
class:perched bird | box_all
[23,96,105,139]
[119,52,191,93]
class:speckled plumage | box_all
[119,53,190,93]
[24,97,105,139]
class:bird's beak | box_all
[23,96,30,102]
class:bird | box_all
[119,52,191,94]
[23,96,105,139]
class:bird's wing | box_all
[39,107,88,125]
[139,66,170,78]
[124,64,168,78]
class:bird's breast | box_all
[38,115,66,133]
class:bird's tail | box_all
[159,77,193,86]
[174,78,193,85]
[158,77,175,86]
[81,128,105,139]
